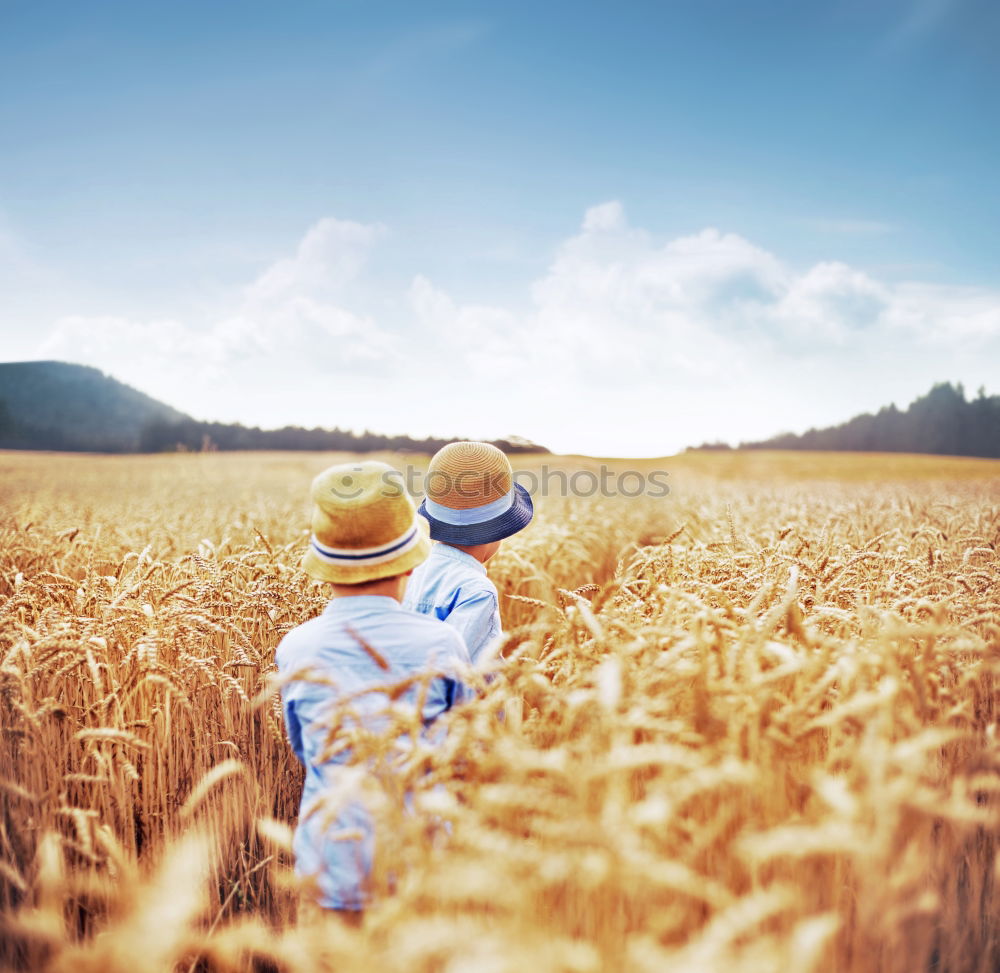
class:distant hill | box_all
[0,361,548,455]
[689,382,1000,459]
[0,361,191,452]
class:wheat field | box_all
[1,449,999,973]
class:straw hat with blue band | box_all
[302,461,431,583]
[417,441,534,545]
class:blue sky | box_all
[1,0,998,455]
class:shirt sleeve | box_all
[281,692,306,765]
[446,627,477,705]
[275,637,306,764]
[444,588,502,666]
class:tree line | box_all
[137,418,547,455]
[690,383,1000,458]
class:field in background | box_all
[1,449,999,972]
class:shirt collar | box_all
[322,595,404,616]
[430,542,487,575]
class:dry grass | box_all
[1,449,999,972]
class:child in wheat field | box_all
[275,460,471,916]
[403,441,533,664]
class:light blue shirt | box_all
[275,595,471,910]
[402,543,502,664]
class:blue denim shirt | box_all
[275,595,471,910]
[402,543,502,664]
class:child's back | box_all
[277,593,468,909]
[403,543,500,664]
[404,442,533,663]
[275,461,470,913]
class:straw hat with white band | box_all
[418,441,534,545]
[302,461,431,584]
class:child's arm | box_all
[275,638,307,764]
[281,691,307,765]
[429,629,476,708]
[444,590,501,665]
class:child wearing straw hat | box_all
[403,441,534,664]
[275,460,472,915]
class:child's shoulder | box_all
[442,548,498,588]
[460,571,499,601]
[274,614,326,667]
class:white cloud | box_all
[408,275,522,374]
[29,201,1000,455]
[37,217,393,417]
[883,283,1000,340]
[767,261,889,343]
[246,217,383,304]
[417,200,1000,355]
[41,314,200,363]
[402,201,1000,452]
[581,200,627,233]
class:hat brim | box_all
[301,516,432,584]
[418,482,534,545]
